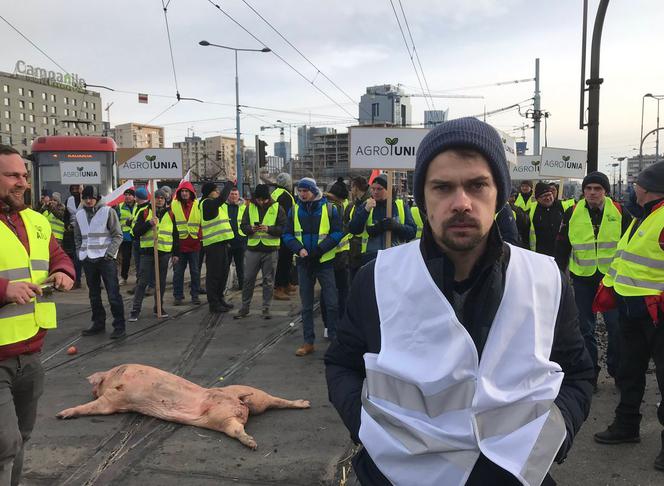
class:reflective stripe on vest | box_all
[335,200,351,254]
[119,203,134,234]
[568,198,622,276]
[201,201,233,247]
[361,241,565,486]
[361,199,406,253]
[410,205,423,239]
[293,202,336,263]
[271,187,294,206]
[139,208,174,252]
[42,210,64,240]
[515,193,534,212]
[76,206,112,260]
[234,203,247,237]
[0,209,56,345]
[171,199,201,240]
[602,204,664,296]
[247,202,280,247]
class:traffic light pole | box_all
[234,50,244,197]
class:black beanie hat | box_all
[123,188,135,196]
[414,117,511,210]
[373,174,388,189]
[253,184,271,200]
[637,161,664,193]
[201,182,218,199]
[328,177,349,200]
[81,185,96,199]
[582,171,611,194]
[534,182,552,198]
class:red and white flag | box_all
[182,169,191,182]
[102,180,134,207]
[368,169,382,185]
[138,93,148,104]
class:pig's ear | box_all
[87,372,106,387]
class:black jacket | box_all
[532,201,565,256]
[324,224,594,486]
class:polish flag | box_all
[102,180,135,207]
[368,169,382,185]
[182,169,191,182]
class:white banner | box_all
[350,127,430,169]
[512,155,541,180]
[540,147,587,179]
[496,129,518,168]
[117,148,184,180]
[59,161,101,184]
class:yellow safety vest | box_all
[138,208,174,252]
[0,209,56,346]
[171,199,201,240]
[568,198,622,277]
[233,203,247,238]
[603,204,664,296]
[118,202,135,234]
[293,202,336,263]
[410,206,423,239]
[335,199,351,254]
[201,200,233,247]
[515,193,534,212]
[562,199,575,211]
[42,209,64,241]
[360,199,406,253]
[247,202,280,247]
[271,187,295,206]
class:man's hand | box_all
[171,255,179,266]
[298,248,309,258]
[365,198,376,210]
[150,217,159,226]
[257,224,268,232]
[382,218,398,231]
[46,272,74,291]
[5,281,42,304]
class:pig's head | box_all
[87,371,107,398]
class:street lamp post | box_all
[199,40,270,197]
[276,119,293,180]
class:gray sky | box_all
[2,0,663,177]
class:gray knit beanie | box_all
[414,117,511,211]
[637,161,664,193]
[276,172,292,189]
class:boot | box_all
[655,431,664,471]
[295,343,315,357]
[286,284,298,295]
[594,423,640,444]
[274,287,291,301]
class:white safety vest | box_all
[76,206,112,260]
[361,241,566,486]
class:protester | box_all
[41,190,65,244]
[348,173,416,266]
[128,189,178,321]
[161,185,173,205]
[127,188,152,296]
[235,184,285,320]
[282,177,342,356]
[594,161,664,471]
[272,172,296,300]
[514,179,534,211]
[224,186,247,292]
[347,176,371,282]
[325,118,593,485]
[550,182,575,210]
[64,184,83,287]
[555,171,631,389]
[116,188,136,285]
[65,184,82,218]
[171,181,202,306]
[0,145,75,486]
[528,181,566,256]
[508,189,531,248]
[74,186,126,339]
[200,181,234,313]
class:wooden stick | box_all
[150,179,162,318]
[385,170,393,248]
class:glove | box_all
[592,282,617,313]
[644,293,664,326]
[381,218,398,231]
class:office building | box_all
[274,141,291,163]
[111,122,164,148]
[173,134,242,181]
[297,125,336,157]
[424,109,448,128]
[358,84,411,126]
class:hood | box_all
[175,181,196,201]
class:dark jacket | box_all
[531,200,565,256]
[240,200,286,252]
[282,195,343,267]
[510,202,531,249]
[348,199,417,263]
[324,223,594,486]
[132,204,179,256]
[347,190,371,270]
[227,201,248,249]
[495,202,519,246]
[555,199,632,284]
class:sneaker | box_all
[109,328,126,339]
[234,309,250,320]
[128,313,139,322]
[295,343,315,357]
[594,424,640,444]
[262,309,272,320]
[81,326,104,336]
[191,297,201,305]
[173,298,184,306]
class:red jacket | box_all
[174,181,201,254]
[0,208,76,361]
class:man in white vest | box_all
[73,186,126,339]
[325,117,594,486]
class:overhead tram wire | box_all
[205,0,358,121]
[0,14,70,74]
[387,0,432,110]
[237,0,372,120]
[396,0,435,110]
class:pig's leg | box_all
[56,396,115,419]
[219,418,257,450]
[228,386,310,414]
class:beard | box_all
[1,190,27,212]
[439,213,487,252]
